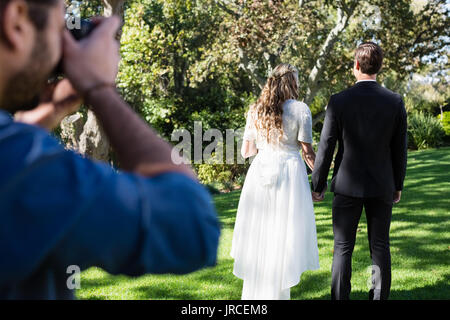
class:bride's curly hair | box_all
[250,63,299,144]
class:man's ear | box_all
[354,60,360,71]
[2,0,34,51]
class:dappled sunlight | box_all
[77,147,450,300]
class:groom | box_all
[311,42,407,300]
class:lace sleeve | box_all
[243,109,257,141]
[297,103,313,144]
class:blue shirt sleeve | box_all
[0,122,220,283]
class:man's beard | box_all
[1,34,54,113]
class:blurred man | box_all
[0,0,220,299]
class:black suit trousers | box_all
[331,193,393,300]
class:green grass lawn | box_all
[77,147,450,300]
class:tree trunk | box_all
[103,0,124,16]
[222,0,354,113]
[304,4,357,106]
[237,48,266,90]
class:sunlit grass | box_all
[77,147,450,300]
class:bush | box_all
[196,163,248,192]
[437,111,450,136]
[194,143,250,192]
[408,112,445,150]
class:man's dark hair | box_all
[0,0,58,41]
[355,42,384,75]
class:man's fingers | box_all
[90,16,106,25]
[393,191,401,204]
[63,30,78,55]
[311,192,324,202]
[91,15,121,39]
[55,79,78,95]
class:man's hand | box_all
[312,183,328,202]
[311,191,323,202]
[393,190,402,204]
[14,79,81,131]
[62,16,121,95]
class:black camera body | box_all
[69,19,96,41]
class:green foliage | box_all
[438,111,450,136]
[114,0,448,138]
[198,165,233,191]
[116,0,253,140]
[65,0,103,16]
[309,94,329,118]
[404,76,448,116]
[64,0,448,178]
[195,150,250,192]
[408,112,445,150]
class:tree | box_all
[214,0,449,125]
[58,0,449,168]
[117,0,247,138]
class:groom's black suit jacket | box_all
[312,81,407,198]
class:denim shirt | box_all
[0,110,220,299]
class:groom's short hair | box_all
[355,42,384,75]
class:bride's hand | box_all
[312,184,327,202]
[312,191,324,202]
[301,142,315,171]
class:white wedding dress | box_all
[231,99,320,300]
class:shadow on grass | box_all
[325,274,450,300]
[389,274,450,300]
[389,148,450,273]
[78,148,450,300]
[201,147,449,300]
[295,147,450,299]
[214,191,241,229]
[132,283,200,300]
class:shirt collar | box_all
[356,79,377,83]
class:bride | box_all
[231,63,320,300]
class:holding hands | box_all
[312,184,327,202]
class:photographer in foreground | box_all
[0,0,220,299]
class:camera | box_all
[52,19,96,78]
[69,19,96,41]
